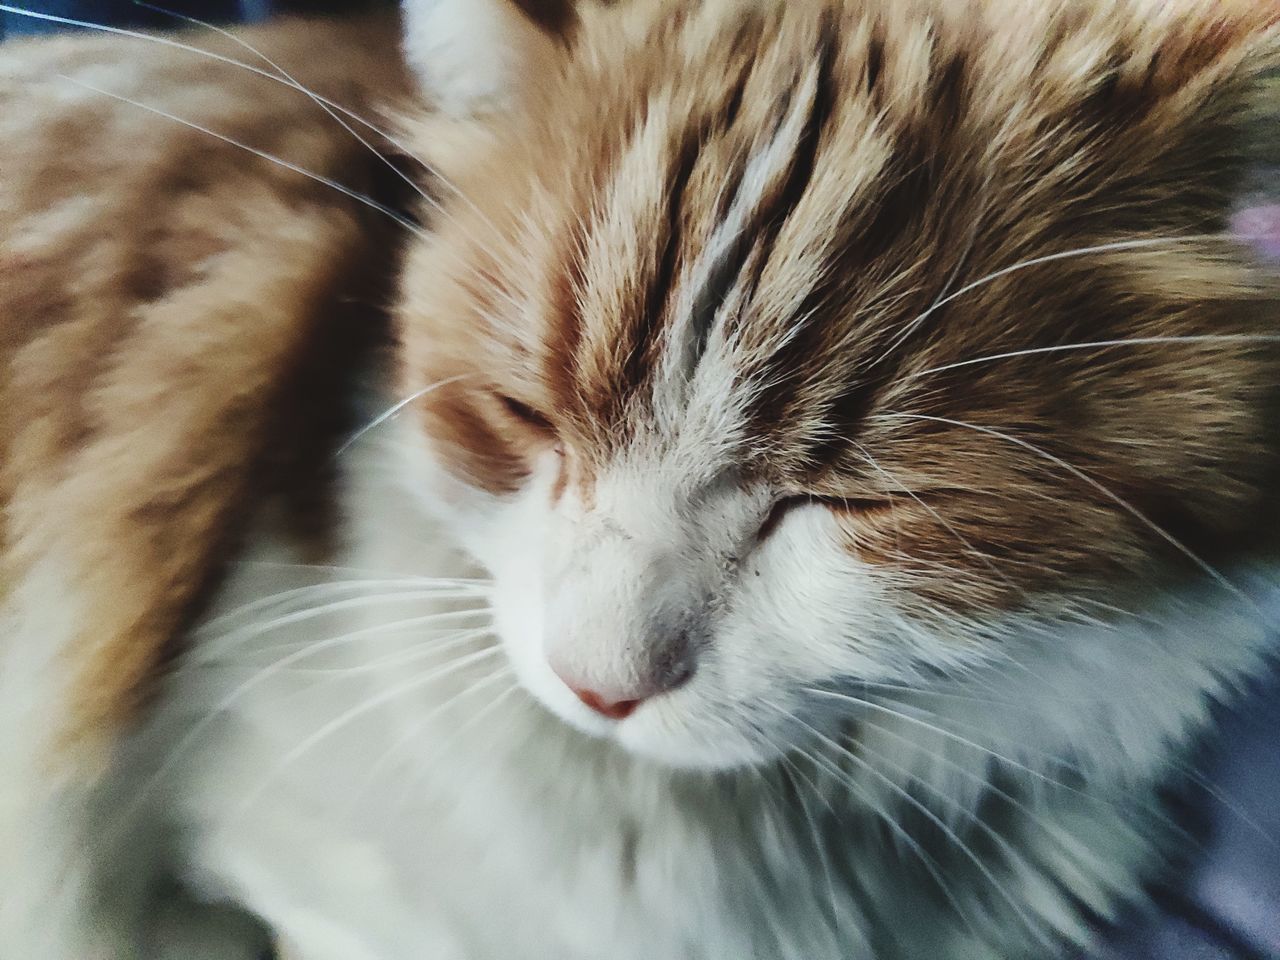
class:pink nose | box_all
[568,686,644,721]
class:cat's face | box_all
[396,0,1280,769]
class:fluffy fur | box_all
[0,14,410,956]
[1,1,1279,958]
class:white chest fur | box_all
[151,434,843,960]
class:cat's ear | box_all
[401,0,576,115]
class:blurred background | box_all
[0,0,392,39]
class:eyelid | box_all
[811,494,900,513]
[757,493,900,541]
[756,495,812,541]
[497,394,555,433]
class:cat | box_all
[2,0,1279,958]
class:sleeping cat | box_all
[2,0,1279,958]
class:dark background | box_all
[0,0,390,38]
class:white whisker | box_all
[379,674,521,816]
[335,375,472,457]
[233,643,505,816]
[199,589,490,654]
[768,701,1055,950]
[202,579,487,633]
[875,412,1257,613]
[780,734,980,940]
[874,235,1222,363]
[0,3,430,180]
[132,1,439,213]
[910,334,1280,380]
[53,73,426,238]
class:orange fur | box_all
[0,14,412,751]
[399,0,1280,614]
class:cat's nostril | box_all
[570,687,643,720]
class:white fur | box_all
[121,406,1278,960]
[0,556,109,960]
[0,554,278,959]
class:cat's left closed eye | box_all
[757,493,900,542]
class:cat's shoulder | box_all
[0,12,413,747]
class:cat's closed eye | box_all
[496,393,555,434]
[757,493,898,542]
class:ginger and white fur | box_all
[2,1,1280,958]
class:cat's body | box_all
[0,15,411,956]
[2,1,1280,958]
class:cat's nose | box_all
[568,686,644,720]
[551,657,694,721]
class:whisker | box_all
[53,73,426,238]
[0,3,429,177]
[380,674,521,817]
[768,701,1056,950]
[202,579,486,632]
[750,736,851,952]
[806,687,1092,798]
[109,624,497,843]
[848,440,1023,598]
[851,678,1096,708]
[5,5,532,316]
[230,557,491,583]
[863,183,991,370]
[335,375,472,458]
[1175,762,1279,849]
[131,1,440,213]
[874,412,1257,613]
[232,643,505,816]
[719,705,847,955]
[200,603,490,664]
[198,588,489,652]
[272,626,492,675]
[854,692,1202,849]
[776,724,981,940]
[775,758,844,937]
[873,235,1223,362]
[908,334,1280,381]
[256,618,493,664]
[846,725,1118,934]
[853,712,1115,841]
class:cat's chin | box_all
[541,695,783,772]
[613,728,779,773]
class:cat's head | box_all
[394,0,1280,770]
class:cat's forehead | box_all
[511,4,915,463]
[490,0,1271,456]
[403,0,1278,501]
[508,2,1043,471]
